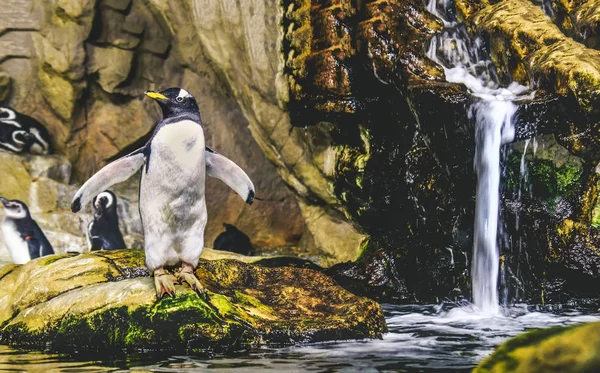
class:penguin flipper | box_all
[26,237,41,259]
[205,149,255,204]
[72,150,146,213]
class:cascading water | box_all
[425,0,533,313]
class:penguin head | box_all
[0,107,16,121]
[0,198,30,219]
[223,223,238,233]
[27,127,52,155]
[144,88,200,119]
[92,191,117,217]
[11,130,33,150]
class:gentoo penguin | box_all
[213,223,254,256]
[0,106,52,154]
[0,197,54,264]
[71,88,255,298]
[87,190,126,251]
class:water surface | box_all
[1,304,598,372]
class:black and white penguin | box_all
[0,197,54,264]
[71,88,255,298]
[0,106,52,155]
[213,223,254,256]
[87,190,126,251]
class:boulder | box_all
[0,250,386,353]
[474,321,600,373]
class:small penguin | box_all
[0,106,52,155]
[71,88,255,298]
[87,190,127,251]
[0,197,54,264]
[213,223,254,256]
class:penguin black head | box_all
[0,198,30,219]
[144,88,200,120]
[0,106,53,155]
[0,107,16,120]
[92,191,117,217]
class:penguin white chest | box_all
[1,220,30,264]
[140,119,207,235]
[152,120,205,169]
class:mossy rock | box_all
[474,322,600,373]
[0,250,386,353]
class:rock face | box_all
[0,0,307,262]
[0,250,386,353]
[474,321,600,373]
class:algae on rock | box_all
[474,321,600,373]
[0,250,386,353]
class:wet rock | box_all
[456,0,600,117]
[474,321,600,373]
[326,249,412,303]
[500,133,600,304]
[549,0,600,50]
[0,250,386,353]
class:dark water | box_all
[1,304,598,372]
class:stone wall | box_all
[0,0,320,262]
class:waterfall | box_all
[425,0,533,313]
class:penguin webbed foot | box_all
[176,262,205,296]
[153,268,177,299]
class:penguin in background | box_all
[213,223,254,256]
[71,87,255,299]
[0,106,52,155]
[0,197,54,264]
[87,190,127,251]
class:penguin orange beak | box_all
[145,91,168,101]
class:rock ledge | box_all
[0,250,386,353]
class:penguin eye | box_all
[176,97,184,103]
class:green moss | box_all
[96,249,149,280]
[207,293,238,317]
[0,264,17,281]
[98,249,146,268]
[357,237,371,259]
[40,254,74,266]
[475,324,579,372]
[505,149,583,202]
[41,292,241,353]
[593,203,600,228]
[555,163,584,195]
[233,291,274,314]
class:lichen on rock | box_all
[474,321,600,373]
[0,250,386,353]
